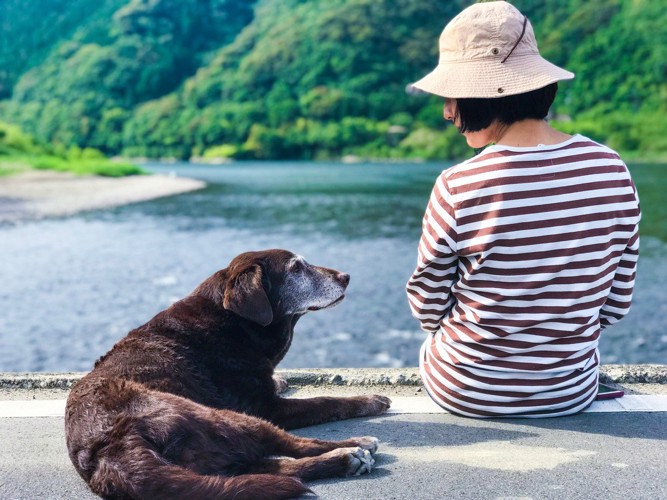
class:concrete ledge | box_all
[1,364,666,390]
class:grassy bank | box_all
[0,121,143,177]
[0,156,144,178]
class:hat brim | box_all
[411,54,574,99]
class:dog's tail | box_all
[89,448,310,499]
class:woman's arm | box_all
[406,174,459,333]
[600,227,640,329]
[600,176,641,329]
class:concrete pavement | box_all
[1,367,666,499]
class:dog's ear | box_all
[223,264,273,326]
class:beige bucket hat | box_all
[411,1,574,98]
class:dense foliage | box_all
[1,0,665,161]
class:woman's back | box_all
[407,135,640,417]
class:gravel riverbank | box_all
[0,170,205,223]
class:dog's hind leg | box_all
[169,403,381,481]
[89,425,310,500]
[227,408,380,458]
[229,415,380,479]
[108,393,381,489]
[246,447,376,480]
[266,431,380,458]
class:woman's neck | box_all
[494,119,572,148]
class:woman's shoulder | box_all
[439,135,630,195]
[444,134,623,177]
[477,133,621,158]
[570,135,624,159]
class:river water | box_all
[1,161,665,371]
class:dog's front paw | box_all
[362,395,392,415]
[273,375,289,394]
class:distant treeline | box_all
[0,0,664,161]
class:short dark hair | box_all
[455,83,558,133]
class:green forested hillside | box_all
[0,0,126,98]
[1,0,665,161]
[122,0,469,159]
[1,0,257,153]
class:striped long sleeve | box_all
[406,175,459,333]
[407,135,641,418]
[599,222,640,328]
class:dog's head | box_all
[202,249,350,326]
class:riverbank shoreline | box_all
[0,170,206,223]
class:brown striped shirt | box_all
[406,135,640,418]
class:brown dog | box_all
[65,249,391,499]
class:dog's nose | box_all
[337,273,350,286]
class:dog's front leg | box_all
[267,395,391,429]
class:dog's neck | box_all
[239,313,302,367]
[273,314,302,365]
